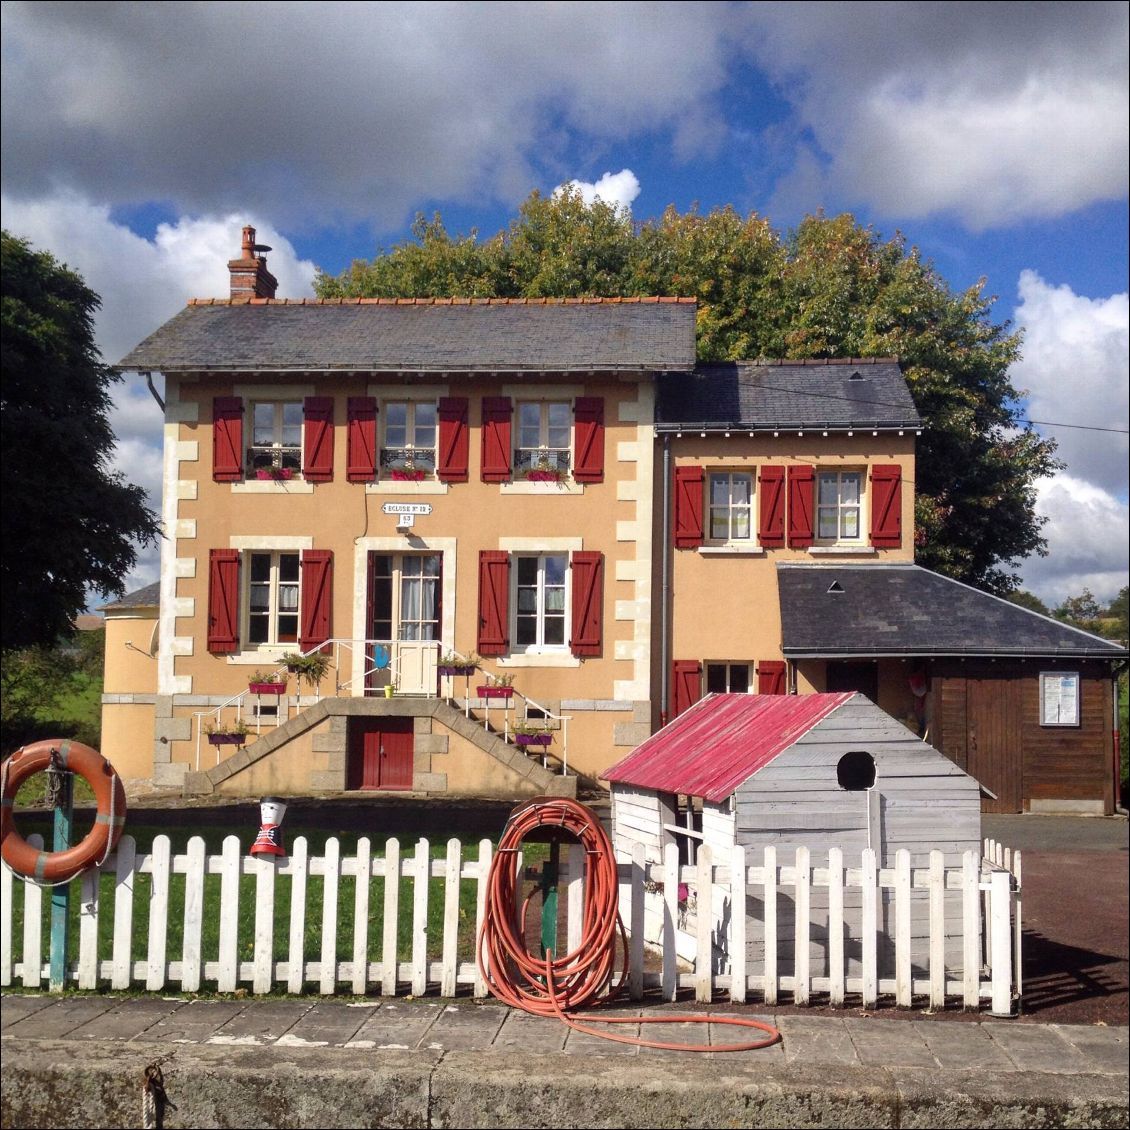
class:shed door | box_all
[966,675,1023,813]
[349,718,414,791]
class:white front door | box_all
[368,553,441,695]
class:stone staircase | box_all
[184,696,576,797]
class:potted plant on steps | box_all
[437,651,479,677]
[510,720,553,747]
[281,651,331,695]
[206,720,250,746]
[248,669,287,695]
[477,673,515,700]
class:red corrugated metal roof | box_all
[602,693,855,802]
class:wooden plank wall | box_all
[933,659,1114,813]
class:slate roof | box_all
[777,564,1127,659]
[657,358,921,430]
[115,297,697,374]
[603,692,854,802]
[100,582,160,612]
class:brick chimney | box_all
[228,225,278,300]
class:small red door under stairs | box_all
[349,718,414,791]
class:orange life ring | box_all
[0,739,127,884]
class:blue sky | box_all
[2,1,1127,604]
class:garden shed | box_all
[603,692,985,975]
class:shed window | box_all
[837,750,876,791]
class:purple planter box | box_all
[513,732,552,746]
[207,733,246,746]
[438,666,477,677]
[248,682,286,695]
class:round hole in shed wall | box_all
[837,750,876,791]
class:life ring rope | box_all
[1,739,127,887]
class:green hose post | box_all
[540,840,560,959]
[49,772,73,991]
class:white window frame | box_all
[243,550,301,649]
[707,471,755,544]
[248,400,303,478]
[381,400,438,478]
[816,469,865,545]
[1039,670,1081,727]
[704,661,753,694]
[512,553,570,653]
[514,400,572,480]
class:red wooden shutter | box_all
[299,549,333,652]
[787,465,815,547]
[870,464,902,548]
[438,397,469,482]
[347,397,377,482]
[481,397,512,482]
[477,551,510,656]
[573,397,605,483]
[207,549,241,653]
[212,397,244,482]
[673,466,704,548]
[569,551,604,657]
[303,397,334,482]
[758,660,786,695]
[671,660,702,719]
[758,465,786,547]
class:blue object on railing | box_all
[372,645,391,670]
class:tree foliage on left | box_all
[1,231,160,653]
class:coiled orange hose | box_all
[477,796,780,1052]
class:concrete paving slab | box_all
[0,996,116,1038]
[347,1000,443,1049]
[637,1011,714,1059]
[419,1001,506,1051]
[778,1015,859,1066]
[0,994,56,1030]
[1051,1023,1130,1074]
[208,998,313,1044]
[845,1018,939,1068]
[278,1000,369,1046]
[920,1021,1017,1072]
[64,996,183,1041]
[139,997,248,1043]
[985,1021,1096,1074]
[563,1012,641,1056]
[494,1008,569,1053]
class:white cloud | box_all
[747,2,1129,227]
[1011,271,1129,495]
[0,3,734,227]
[1021,475,1129,607]
[1,195,317,600]
[556,169,641,212]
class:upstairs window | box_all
[246,551,300,645]
[705,662,751,693]
[515,402,572,479]
[382,401,437,478]
[249,401,302,477]
[817,471,863,543]
[514,554,568,650]
[708,472,754,542]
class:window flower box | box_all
[255,466,294,481]
[390,468,426,482]
[478,685,514,700]
[524,468,565,483]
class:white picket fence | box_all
[0,834,1020,1013]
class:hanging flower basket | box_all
[478,685,514,700]
[249,681,286,696]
